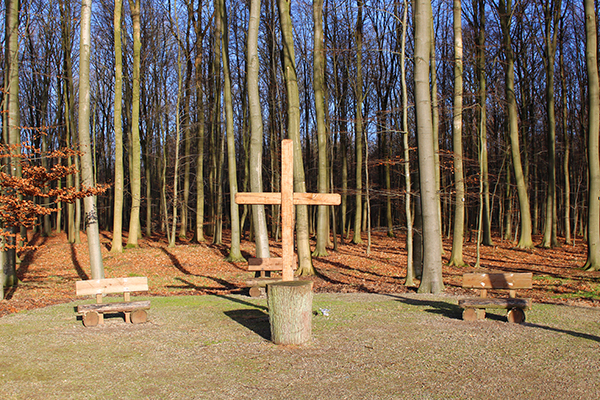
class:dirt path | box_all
[1,292,599,399]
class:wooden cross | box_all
[235,139,341,281]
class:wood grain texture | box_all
[75,277,149,296]
[462,272,532,290]
[267,280,313,345]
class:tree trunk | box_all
[126,0,142,248]
[415,0,444,294]
[192,0,206,243]
[398,1,414,286]
[267,280,313,345]
[111,0,124,253]
[277,0,314,275]
[352,0,364,245]
[584,0,600,270]
[449,0,466,267]
[474,0,493,246]
[218,0,244,262]
[313,0,329,257]
[559,20,571,245]
[246,0,270,259]
[78,0,104,279]
[540,0,561,248]
[499,0,533,249]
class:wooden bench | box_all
[458,272,532,323]
[246,257,297,297]
[76,277,151,327]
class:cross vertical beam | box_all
[281,140,295,281]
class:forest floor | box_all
[1,229,600,317]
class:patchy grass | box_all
[1,293,599,399]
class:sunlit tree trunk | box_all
[415,0,444,294]
[78,0,104,279]
[584,0,600,270]
[3,0,20,288]
[559,20,571,245]
[499,0,533,249]
[247,0,270,258]
[191,0,206,243]
[313,0,329,257]
[474,0,493,246]
[219,0,244,261]
[449,0,466,267]
[352,0,364,245]
[399,1,414,286]
[277,0,314,275]
[126,0,142,248]
[540,0,561,248]
[111,0,124,253]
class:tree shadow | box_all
[217,294,270,340]
[224,309,271,341]
[386,294,464,320]
[160,248,192,275]
[523,323,600,343]
[70,244,89,280]
[169,277,244,294]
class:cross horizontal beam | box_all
[235,192,341,206]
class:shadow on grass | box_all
[524,323,600,343]
[387,294,464,320]
[224,309,271,341]
[218,295,270,340]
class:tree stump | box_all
[267,280,313,345]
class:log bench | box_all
[246,257,297,297]
[458,272,532,323]
[76,277,150,327]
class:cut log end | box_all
[82,311,100,327]
[249,286,263,298]
[507,308,526,324]
[131,309,148,324]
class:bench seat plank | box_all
[77,300,151,314]
[458,297,531,310]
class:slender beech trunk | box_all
[541,0,561,248]
[79,0,104,279]
[399,1,414,286]
[111,0,124,253]
[277,0,314,275]
[192,0,206,243]
[219,0,244,261]
[584,0,600,270]
[313,0,329,256]
[127,0,142,247]
[3,0,20,288]
[559,20,571,244]
[499,0,533,248]
[415,0,444,294]
[449,0,466,267]
[475,0,493,246]
[352,0,364,245]
[247,0,270,258]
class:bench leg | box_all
[131,309,147,324]
[463,308,486,321]
[507,308,526,323]
[82,311,100,327]
[125,311,131,323]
